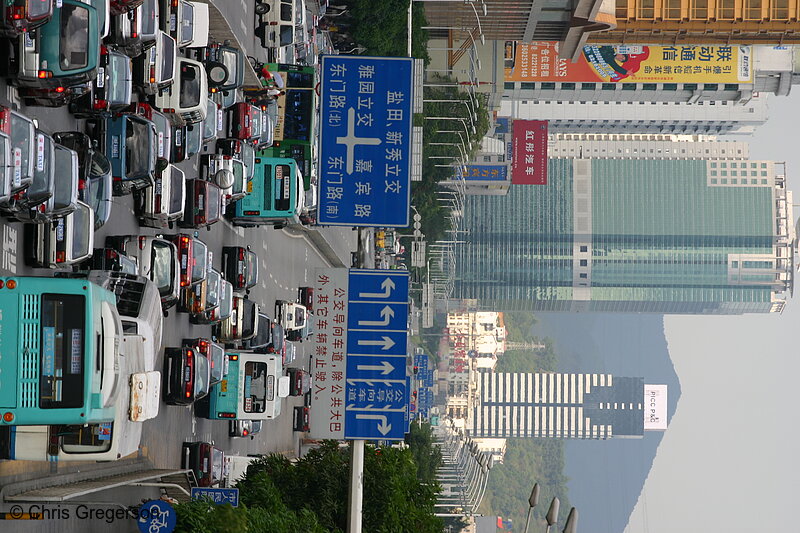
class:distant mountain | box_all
[531,313,681,533]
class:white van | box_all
[155,57,209,124]
[4,335,161,461]
[223,455,258,487]
[255,0,295,55]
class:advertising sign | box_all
[318,56,414,227]
[459,164,509,181]
[644,384,668,430]
[505,42,753,84]
[511,120,548,185]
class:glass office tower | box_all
[454,156,795,313]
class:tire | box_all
[255,2,269,15]
[206,62,229,87]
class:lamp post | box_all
[425,100,479,122]
[426,116,476,135]
[523,483,579,533]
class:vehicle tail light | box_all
[5,279,14,290]
[154,194,161,213]
[210,87,217,93]
[238,274,244,286]
[106,249,118,259]
[181,236,189,244]
[0,280,4,289]
[9,6,24,21]
[242,429,248,436]
[55,87,65,93]
[164,108,175,113]
[238,248,244,260]
[199,340,208,349]
[37,203,46,213]
[2,412,13,422]
[38,70,53,79]
[269,21,278,25]
[171,0,178,6]
[138,236,147,249]
[100,45,108,55]
[149,65,156,84]
[184,349,194,398]
[56,251,66,263]
[93,99,108,111]
[219,412,235,418]
[131,31,138,38]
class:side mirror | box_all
[155,158,168,172]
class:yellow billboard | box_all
[504,42,753,84]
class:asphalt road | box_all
[0,0,358,521]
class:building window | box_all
[710,178,717,184]
[642,83,657,90]
[704,83,719,90]
[684,83,698,90]
[602,83,615,90]
[503,82,515,90]
[579,273,588,279]
[581,83,596,90]
[579,259,588,266]
[561,82,576,90]
[621,83,636,91]
[761,179,768,184]
[724,83,739,91]
[579,246,588,252]
[520,82,535,90]
[541,82,556,90]
[663,83,678,91]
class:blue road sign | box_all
[318,56,414,227]
[191,487,240,507]
[137,500,177,533]
[344,269,410,440]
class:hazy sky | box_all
[624,92,800,533]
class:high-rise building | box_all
[500,96,769,135]
[592,0,800,46]
[469,372,645,439]
[453,139,796,313]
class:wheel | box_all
[206,62,229,87]
[255,2,269,15]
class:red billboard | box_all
[511,120,548,185]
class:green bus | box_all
[261,63,316,190]
[0,277,122,427]
[229,156,304,228]
[200,352,288,421]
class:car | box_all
[226,102,262,143]
[292,405,309,432]
[202,99,222,144]
[182,337,226,385]
[79,247,139,274]
[162,233,198,289]
[181,441,223,487]
[2,128,55,217]
[69,46,133,117]
[221,246,258,293]
[8,1,101,91]
[186,266,220,318]
[0,129,14,205]
[6,110,36,195]
[133,29,177,95]
[106,234,180,310]
[110,0,144,16]
[127,102,172,162]
[298,286,313,312]
[214,296,259,344]
[240,312,277,351]
[282,338,295,365]
[195,42,244,93]
[229,419,262,439]
[286,312,314,342]
[135,163,185,229]
[286,367,310,397]
[184,118,203,158]
[168,114,188,163]
[200,154,246,204]
[216,137,255,181]
[192,275,232,325]
[53,131,114,229]
[28,200,94,268]
[13,134,80,224]
[179,178,222,229]
[87,112,159,195]
[154,57,209,124]
[164,345,211,405]
[0,0,53,37]
[109,0,158,56]
[275,300,306,337]
[163,0,208,48]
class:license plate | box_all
[12,148,21,187]
[169,13,177,31]
[181,254,188,270]
[96,67,105,88]
[282,176,290,199]
[24,33,34,48]
[175,129,182,146]
[55,220,65,241]
[237,262,243,274]
[244,397,252,411]
[216,109,223,131]
[111,136,120,158]
[154,179,162,195]
[184,366,191,382]
[158,131,164,157]
[36,134,45,172]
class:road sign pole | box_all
[347,439,365,533]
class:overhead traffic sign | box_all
[317,56,414,227]
[310,268,410,441]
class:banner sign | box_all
[505,42,753,84]
[511,120,548,185]
[644,384,668,430]
[459,164,508,181]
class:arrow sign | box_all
[358,277,396,299]
[357,305,394,327]
[357,336,395,350]
[356,413,392,435]
[356,360,394,375]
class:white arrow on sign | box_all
[356,360,395,375]
[355,413,392,435]
[357,305,394,327]
[357,336,395,350]
[358,277,396,299]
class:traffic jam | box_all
[0,0,330,487]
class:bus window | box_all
[40,294,86,409]
[58,423,114,454]
[243,361,269,413]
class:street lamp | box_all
[425,100,478,122]
[562,508,579,533]
[426,116,476,135]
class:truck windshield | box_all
[59,4,90,71]
[125,118,153,179]
[71,204,91,260]
[151,241,175,294]
[39,294,86,409]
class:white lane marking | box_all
[2,225,18,273]
[220,216,245,236]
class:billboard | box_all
[459,164,509,181]
[644,384,668,430]
[505,42,753,84]
[511,120,548,185]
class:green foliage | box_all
[405,421,443,483]
[345,0,430,62]
[174,499,249,533]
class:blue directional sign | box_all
[318,56,414,227]
[344,269,410,440]
[191,488,240,507]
